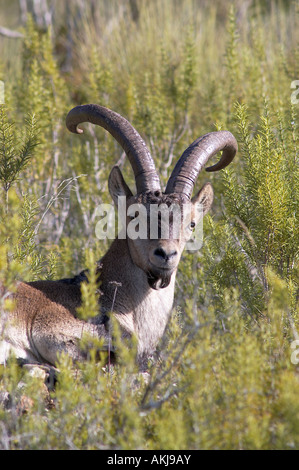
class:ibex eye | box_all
[189,221,196,230]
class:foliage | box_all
[0,0,298,450]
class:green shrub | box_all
[0,0,298,450]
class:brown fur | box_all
[0,182,213,370]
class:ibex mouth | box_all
[147,270,172,290]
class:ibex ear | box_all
[108,166,133,207]
[191,182,214,217]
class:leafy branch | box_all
[0,106,39,210]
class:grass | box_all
[0,0,298,450]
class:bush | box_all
[0,0,298,450]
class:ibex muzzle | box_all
[0,104,237,370]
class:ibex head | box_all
[66,104,237,290]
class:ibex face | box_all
[0,104,237,370]
[108,166,214,290]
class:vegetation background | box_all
[0,0,298,450]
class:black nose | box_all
[154,248,177,262]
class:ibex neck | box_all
[97,238,176,357]
[98,238,176,312]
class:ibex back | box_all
[0,104,237,371]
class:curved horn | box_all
[66,104,161,194]
[165,131,237,198]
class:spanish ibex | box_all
[0,104,237,371]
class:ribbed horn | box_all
[66,104,161,194]
[165,131,237,198]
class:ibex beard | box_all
[0,104,237,372]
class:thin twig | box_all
[0,26,24,39]
[35,174,87,236]
[108,281,122,374]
